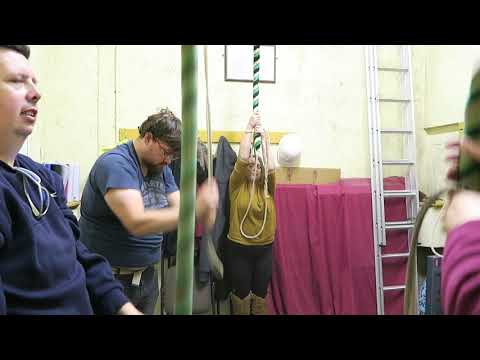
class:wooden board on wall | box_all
[119,128,288,144]
[275,167,341,185]
[424,122,464,135]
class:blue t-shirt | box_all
[0,154,128,315]
[79,141,178,267]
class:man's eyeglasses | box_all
[157,141,179,161]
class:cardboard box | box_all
[275,167,341,185]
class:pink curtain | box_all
[267,177,408,315]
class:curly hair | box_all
[138,108,182,154]
[0,45,30,59]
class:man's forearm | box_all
[239,127,254,160]
[129,207,180,237]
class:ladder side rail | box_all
[366,45,385,315]
[372,46,387,248]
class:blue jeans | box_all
[115,265,159,315]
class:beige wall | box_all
[24,45,476,199]
[419,46,480,196]
[29,46,99,180]
[25,45,371,193]
[205,45,371,176]
[424,45,480,128]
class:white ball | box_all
[277,134,302,167]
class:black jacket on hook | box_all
[201,136,237,299]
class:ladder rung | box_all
[382,160,415,165]
[383,285,406,291]
[380,128,413,134]
[385,220,415,230]
[382,252,410,259]
[383,190,416,198]
[378,98,411,103]
[378,67,409,72]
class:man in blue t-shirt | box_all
[80,109,219,314]
[0,45,141,315]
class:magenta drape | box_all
[267,177,408,315]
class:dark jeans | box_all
[115,265,159,315]
[227,240,273,299]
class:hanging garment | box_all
[200,136,237,299]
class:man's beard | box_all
[146,163,164,176]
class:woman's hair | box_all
[248,155,266,181]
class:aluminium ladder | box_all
[365,45,420,315]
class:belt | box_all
[111,266,148,286]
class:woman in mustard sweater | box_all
[227,113,276,315]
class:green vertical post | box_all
[175,45,198,315]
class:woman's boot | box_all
[251,293,268,315]
[231,293,251,315]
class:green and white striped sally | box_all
[252,45,262,152]
[253,45,260,113]
[240,45,269,240]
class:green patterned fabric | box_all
[459,69,480,189]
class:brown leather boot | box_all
[231,293,252,315]
[251,293,268,315]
